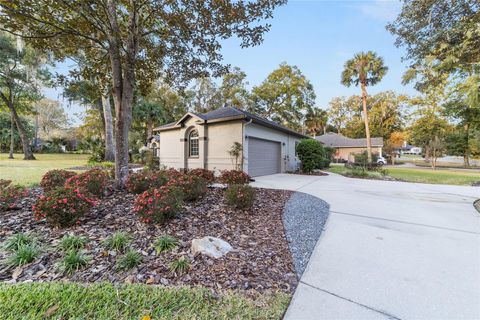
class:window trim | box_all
[188,130,199,158]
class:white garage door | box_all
[248,137,281,177]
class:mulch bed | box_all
[0,187,297,293]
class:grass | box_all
[0,153,89,186]
[153,235,178,254]
[7,244,41,267]
[116,249,143,271]
[58,235,89,252]
[58,250,90,275]
[103,231,131,252]
[169,256,191,275]
[327,165,480,185]
[0,282,290,320]
[2,232,37,252]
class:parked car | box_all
[377,156,386,165]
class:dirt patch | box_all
[0,188,297,293]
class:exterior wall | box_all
[158,117,243,173]
[243,123,301,173]
[206,121,243,172]
[335,146,383,162]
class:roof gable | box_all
[316,132,383,147]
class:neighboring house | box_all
[147,135,160,157]
[398,142,422,155]
[316,132,383,162]
[153,107,308,177]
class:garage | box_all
[247,137,281,177]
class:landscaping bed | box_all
[0,187,297,293]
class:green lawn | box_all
[0,282,289,320]
[0,153,89,186]
[327,165,480,186]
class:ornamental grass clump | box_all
[153,235,178,254]
[3,233,37,252]
[133,186,183,224]
[64,169,110,197]
[59,250,90,275]
[169,256,191,275]
[40,170,76,193]
[116,248,143,271]
[170,174,207,201]
[103,231,131,253]
[125,171,168,194]
[32,187,96,228]
[7,243,41,267]
[225,184,256,210]
[220,170,250,185]
[0,179,26,211]
[58,234,88,252]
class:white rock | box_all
[191,236,233,259]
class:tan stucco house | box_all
[153,107,308,177]
[316,132,383,162]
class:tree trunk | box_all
[463,123,470,167]
[5,100,35,160]
[8,112,14,159]
[361,82,372,163]
[102,94,115,162]
[147,120,153,139]
[95,98,106,139]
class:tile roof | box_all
[315,132,383,147]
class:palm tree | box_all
[341,51,388,162]
[304,107,328,137]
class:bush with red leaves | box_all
[224,184,256,209]
[125,171,168,194]
[188,168,215,183]
[40,170,77,192]
[169,174,208,201]
[220,170,250,184]
[0,180,26,211]
[133,186,183,224]
[33,187,96,227]
[65,169,110,197]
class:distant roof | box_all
[316,132,383,147]
[154,106,308,138]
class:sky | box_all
[46,0,416,125]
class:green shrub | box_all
[40,170,76,193]
[59,250,90,274]
[125,171,168,194]
[103,231,131,253]
[133,186,183,224]
[0,180,26,211]
[348,168,370,178]
[59,235,88,252]
[169,256,191,275]
[220,170,250,184]
[116,249,143,271]
[33,187,95,228]
[171,174,208,201]
[3,233,37,252]
[7,244,40,267]
[188,168,215,183]
[224,184,256,210]
[353,151,379,164]
[64,169,110,197]
[153,235,178,254]
[296,139,334,173]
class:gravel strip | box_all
[283,192,330,277]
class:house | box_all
[153,107,308,177]
[398,142,422,155]
[315,132,383,162]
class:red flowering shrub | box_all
[169,174,208,201]
[220,170,250,185]
[133,186,183,224]
[224,184,256,209]
[0,180,26,211]
[188,168,215,183]
[125,171,168,194]
[40,170,77,192]
[33,187,95,227]
[163,168,183,180]
[65,169,110,197]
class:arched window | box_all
[189,130,199,157]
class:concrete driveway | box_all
[251,173,480,320]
